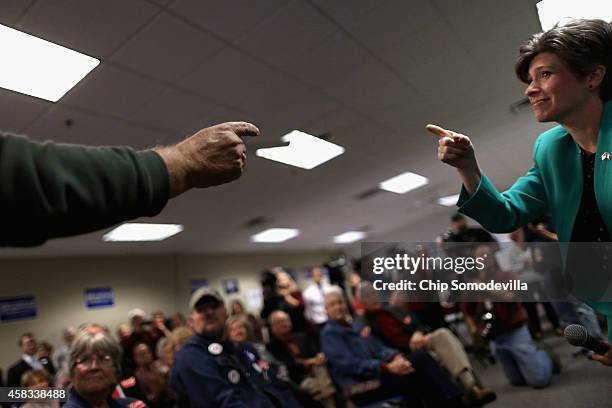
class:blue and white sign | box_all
[190,279,209,293]
[84,287,115,309]
[222,279,240,295]
[0,295,37,322]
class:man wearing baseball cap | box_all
[169,287,299,407]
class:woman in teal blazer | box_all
[428,19,612,363]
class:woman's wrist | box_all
[457,162,481,195]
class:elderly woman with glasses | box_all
[64,331,146,408]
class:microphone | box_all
[564,324,610,355]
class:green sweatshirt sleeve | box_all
[0,131,170,246]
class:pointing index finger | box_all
[425,124,452,138]
[226,121,260,137]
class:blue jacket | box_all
[63,389,145,408]
[457,100,612,340]
[321,319,398,388]
[169,334,298,408]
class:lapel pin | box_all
[601,152,611,161]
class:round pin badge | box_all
[208,343,223,355]
[228,369,241,384]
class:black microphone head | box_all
[564,324,588,347]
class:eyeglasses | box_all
[75,354,113,368]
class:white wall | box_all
[0,251,332,376]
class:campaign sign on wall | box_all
[84,287,115,309]
[0,295,37,322]
[222,278,240,295]
[190,279,209,293]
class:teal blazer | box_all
[457,100,612,341]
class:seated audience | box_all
[267,311,337,407]
[359,282,496,405]
[122,343,174,408]
[321,289,464,407]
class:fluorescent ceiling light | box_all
[333,231,366,244]
[0,24,99,102]
[437,194,460,207]
[379,172,429,194]
[103,223,183,242]
[536,0,612,31]
[251,228,300,243]
[256,130,344,169]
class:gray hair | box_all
[268,310,291,326]
[357,281,380,303]
[324,286,344,302]
[69,331,121,378]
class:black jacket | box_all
[7,359,33,387]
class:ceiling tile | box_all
[179,47,272,110]
[435,0,538,25]
[25,105,122,145]
[104,121,174,149]
[235,0,336,67]
[401,47,485,109]
[111,12,224,82]
[0,88,51,134]
[170,0,288,42]
[379,20,458,73]
[15,0,160,57]
[179,47,337,126]
[281,32,371,89]
[61,64,164,119]
[129,87,244,136]
[303,108,363,135]
[311,0,439,53]
[0,0,36,26]
[324,60,421,116]
[148,0,175,6]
